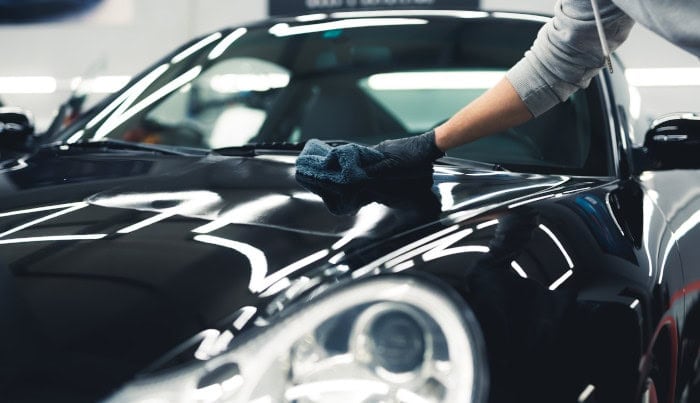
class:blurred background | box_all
[0,0,697,132]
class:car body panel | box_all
[0,146,689,402]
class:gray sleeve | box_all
[506,0,635,117]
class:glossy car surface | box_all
[0,9,698,403]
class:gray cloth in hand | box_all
[296,139,385,185]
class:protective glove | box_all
[367,130,445,175]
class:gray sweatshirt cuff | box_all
[506,55,562,118]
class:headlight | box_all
[106,277,488,403]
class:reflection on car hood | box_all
[0,151,602,401]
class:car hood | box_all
[0,151,602,401]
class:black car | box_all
[1,9,700,403]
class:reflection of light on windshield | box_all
[368,71,505,90]
[171,32,223,64]
[331,10,488,19]
[94,65,203,139]
[66,130,85,144]
[86,64,169,130]
[208,28,248,60]
[210,73,290,93]
[630,299,640,309]
[548,269,573,290]
[268,18,428,37]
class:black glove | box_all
[367,130,445,176]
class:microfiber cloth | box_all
[295,139,385,185]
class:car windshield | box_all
[58,14,611,176]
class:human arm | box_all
[373,0,635,169]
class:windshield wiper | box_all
[212,142,308,156]
[438,156,509,172]
[46,139,198,156]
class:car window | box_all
[60,18,610,176]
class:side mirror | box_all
[634,113,700,172]
[0,107,36,151]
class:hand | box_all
[367,130,445,175]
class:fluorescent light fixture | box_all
[210,73,290,93]
[625,68,700,87]
[0,76,57,94]
[171,32,222,64]
[208,28,247,60]
[491,12,551,23]
[367,71,506,90]
[331,10,488,19]
[82,75,131,93]
[628,84,642,119]
[268,18,428,37]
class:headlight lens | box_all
[106,277,488,403]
